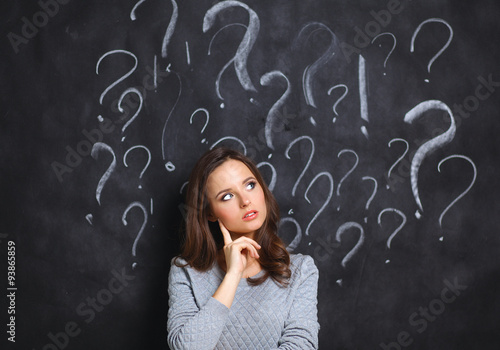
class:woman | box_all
[167,147,319,349]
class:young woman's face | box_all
[206,159,267,240]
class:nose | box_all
[240,197,251,208]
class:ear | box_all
[207,211,218,222]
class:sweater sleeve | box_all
[167,259,230,350]
[274,255,320,350]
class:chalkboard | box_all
[2,0,500,349]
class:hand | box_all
[218,220,261,277]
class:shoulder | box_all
[289,254,318,283]
[168,256,198,282]
[169,256,189,272]
[290,253,317,272]
[168,257,219,283]
[170,256,187,267]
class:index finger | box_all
[218,219,232,245]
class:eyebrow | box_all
[214,176,256,199]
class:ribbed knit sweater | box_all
[167,253,319,349]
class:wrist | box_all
[225,268,243,279]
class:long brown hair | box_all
[175,147,291,286]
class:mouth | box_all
[242,210,258,221]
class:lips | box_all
[242,210,258,221]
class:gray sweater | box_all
[167,254,319,349]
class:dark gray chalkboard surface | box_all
[2,0,500,349]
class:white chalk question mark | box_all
[404,100,456,218]
[327,84,348,123]
[96,50,138,105]
[386,138,409,190]
[203,1,260,97]
[285,136,315,197]
[336,149,359,210]
[207,23,248,103]
[91,142,117,205]
[123,145,151,189]
[336,222,365,268]
[377,208,407,249]
[279,217,302,253]
[371,32,396,75]
[161,0,178,58]
[410,18,453,81]
[256,162,277,192]
[117,87,143,139]
[190,108,210,144]
[260,71,291,150]
[122,201,148,269]
[304,172,334,237]
[161,72,182,170]
[437,155,477,228]
[298,22,340,108]
[130,0,178,59]
[361,176,377,223]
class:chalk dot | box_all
[361,126,369,139]
[336,279,343,286]
[121,136,126,142]
[424,79,430,83]
[85,214,93,226]
[201,138,206,143]
[439,236,444,241]
[415,210,422,219]
[97,115,104,122]
[220,103,225,109]
[268,153,272,159]
[138,185,142,189]
[132,262,137,269]
[383,72,387,76]
[309,116,317,126]
[386,184,390,190]
[385,259,390,264]
[165,161,176,172]
[332,117,337,123]
[337,206,341,212]
[364,217,368,223]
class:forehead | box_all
[206,159,254,191]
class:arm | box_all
[274,255,320,350]
[167,261,230,350]
[212,219,260,308]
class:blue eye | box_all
[246,181,256,190]
[222,193,233,201]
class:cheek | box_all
[211,205,232,221]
